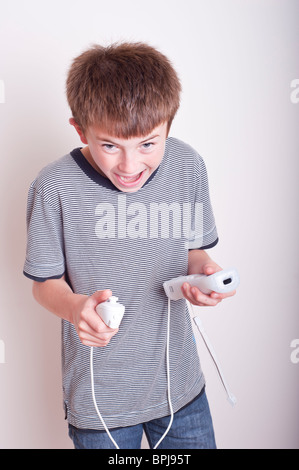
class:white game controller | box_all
[163,268,240,301]
[96,296,125,328]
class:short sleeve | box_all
[23,183,65,282]
[187,155,218,250]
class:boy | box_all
[24,42,235,449]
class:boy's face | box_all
[70,120,168,193]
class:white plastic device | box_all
[96,296,125,328]
[164,269,239,407]
[91,295,126,449]
[91,295,173,450]
[91,269,239,449]
[163,268,240,300]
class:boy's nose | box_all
[118,150,139,174]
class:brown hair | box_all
[66,42,181,137]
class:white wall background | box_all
[0,0,298,449]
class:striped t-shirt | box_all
[23,137,218,430]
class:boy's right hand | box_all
[32,277,118,347]
[72,289,119,347]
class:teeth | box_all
[119,172,141,182]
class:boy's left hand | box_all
[181,263,236,307]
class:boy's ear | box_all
[69,118,88,145]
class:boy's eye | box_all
[103,144,117,152]
[141,142,154,150]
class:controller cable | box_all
[90,297,236,449]
[90,296,174,450]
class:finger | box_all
[87,289,112,308]
[80,336,113,347]
[79,326,119,347]
[78,315,118,336]
[181,283,219,307]
[210,289,236,300]
[202,264,222,276]
[81,295,114,333]
[190,286,221,306]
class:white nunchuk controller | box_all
[163,268,240,301]
[96,296,126,328]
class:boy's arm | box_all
[32,276,118,347]
[182,249,236,307]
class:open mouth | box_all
[115,170,145,187]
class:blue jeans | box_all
[68,388,216,449]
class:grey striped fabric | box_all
[24,137,218,430]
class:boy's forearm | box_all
[188,249,219,275]
[32,276,86,324]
